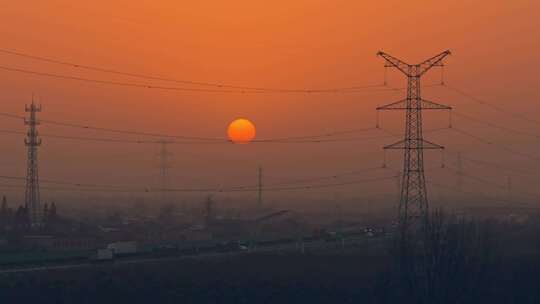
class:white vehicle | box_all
[96,248,114,260]
[89,248,114,262]
[107,241,138,255]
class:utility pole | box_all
[205,195,214,227]
[507,176,513,202]
[376,50,452,236]
[157,141,172,204]
[257,165,263,210]
[456,152,464,192]
[24,100,42,227]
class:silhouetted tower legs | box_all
[376,51,452,235]
[24,100,42,227]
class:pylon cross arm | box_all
[417,50,451,76]
[384,139,444,150]
[377,51,410,76]
[420,99,452,110]
[377,99,451,110]
[377,99,407,110]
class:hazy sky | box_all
[0,1,539,206]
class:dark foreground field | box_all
[2,213,540,304]
[0,249,539,304]
[0,251,386,304]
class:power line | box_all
[445,84,540,127]
[422,165,530,205]
[253,133,396,144]
[0,129,219,144]
[0,64,397,95]
[0,183,139,193]
[0,174,398,193]
[0,129,155,144]
[445,164,506,190]
[0,161,398,191]
[444,165,540,201]
[449,127,540,161]
[0,65,276,93]
[0,111,385,143]
[0,128,398,145]
[453,111,540,139]
[0,111,220,141]
[0,166,390,190]
[257,127,379,142]
[0,112,24,120]
[0,47,387,93]
[428,181,531,207]
[263,166,386,186]
[0,175,130,190]
[243,175,397,192]
[445,150,538,178]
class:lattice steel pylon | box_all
[24,100,42,226]
[376,50,452,233]
[157,141,172,203]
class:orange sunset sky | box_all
[0,1,539,205]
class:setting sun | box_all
[227,118,256,144]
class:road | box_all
[0,234,383,274]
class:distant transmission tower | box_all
[157,141,172,203]
[24,100,42,226]
[456,152,464,192]
[376,50,452,232]
[507,176,513,202]
[257,165,263,209]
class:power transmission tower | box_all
[257,165,263,209]
[507,176,513,202]
[456,152,464,192]
[24,100,42,227]
[157,141,172,204]
[204,195,215,226]
[333,192,343,228]
[376,50,452,234]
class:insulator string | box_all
[440,149,446,168]
[440,65,445,85]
